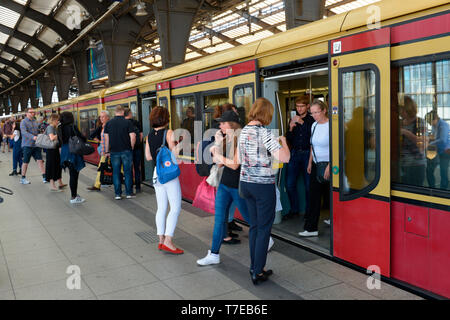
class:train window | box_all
[233,85,254,127]
[203,92,228,131]
[79,109,98,139]
[172,95,195,148]
[159,97,168,109]
[392,59,449,192]
[340,68,378,198]
[130,101,137,117]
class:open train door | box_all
[330,28,391,277]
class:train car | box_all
[76,90,106,165]
[8,0,449,299]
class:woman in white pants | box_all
[145,106,183,254]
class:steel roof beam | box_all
[202,26,240,47]
[0,24,55,58]
[0,44,40,70]
[236,9,282,34]
[1,0,74,43]
[0,57,28,76]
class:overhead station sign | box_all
[87,41,108,82]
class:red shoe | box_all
[158,243,163,250]
[161,244,184,254]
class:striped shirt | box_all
[20,117,39,148]
[239,125,281,184]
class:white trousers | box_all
[154,174,182,237]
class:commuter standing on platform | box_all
[239,98,290,285]
[20,108,47,185]
[103,105,136,200]
[45,114,66,192]
[284,95,315,220]
[87,111,110,192]
[145,106,183,255]
[299,100,330,237]
[9,120,23,176]
[125,107,143,194]
[2,117,14,153]
[59,112,86,204]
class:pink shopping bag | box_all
[192,177,216,214]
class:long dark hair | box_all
[60,111,74,126]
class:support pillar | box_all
[51,58,75,102]
[38,74,55,106]
[283,0,325,29]
[18,87,30,112]
[2,96,9,115]
[28,80,38,108]
[98,14,143,87]
[71,45,92,95]
[10,91,20,114]
[153,0,199,69]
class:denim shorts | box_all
[22,146,43,163]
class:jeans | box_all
[111,150,133,196]
[12,140,23,171]
[211,184,249,254]
[286,149,310,214]
[427,153,450,190]
[240,181,276,275]
[132,148,142,191]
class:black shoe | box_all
[249,269,273,277]
[223,238,241,245]
[228,231,239,238]
[251,272,269,285]
[228,221,243,231]
[17,170,21,175]
[9,170,17,176]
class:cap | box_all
[216,110,240,124]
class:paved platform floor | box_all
[0,151,422,300]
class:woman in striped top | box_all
[239,98,290,285]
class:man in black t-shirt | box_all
[104,105,136,200]
[125,108,143,193]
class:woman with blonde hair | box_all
[45,113,66,191]
[239,97,290,284]
[299,99,330,237]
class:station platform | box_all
[0,151,422,300]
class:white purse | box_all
[206,164,224,188]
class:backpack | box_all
[155,130,180,184]
[195,136,215,177]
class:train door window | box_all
[79,109,98,138]
[340,67,379,199]
[159,97,168,108]
[233,85,254,127]
[202,91,229,131]
[392,58,450,192]
[172,95,195,150]
[130,101,137,117]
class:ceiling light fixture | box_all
[136,2,148,16]
[87,37,97,50]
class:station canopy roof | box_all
[0,0,381,93]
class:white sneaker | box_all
[268,237,274,252]
[298,230,319,237]
[115,196,122,200]
[20,178,30,185]
[43,179,49,184]
[197,250,220,266]
[70,195,85,204]
[324,219,331,225]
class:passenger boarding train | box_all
[4,0,450,299]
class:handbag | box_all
[311,123,329,184]
[35,133,58,149]
[192,177,216,214]
[68,126,95,156]
[99,157,113,185]
[206,164,223,188]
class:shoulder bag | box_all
[311,123,329,184]
[35,133,58,149]
[69,125,95,155]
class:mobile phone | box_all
[290,111,296,119]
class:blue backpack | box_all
[156,130,180,184]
